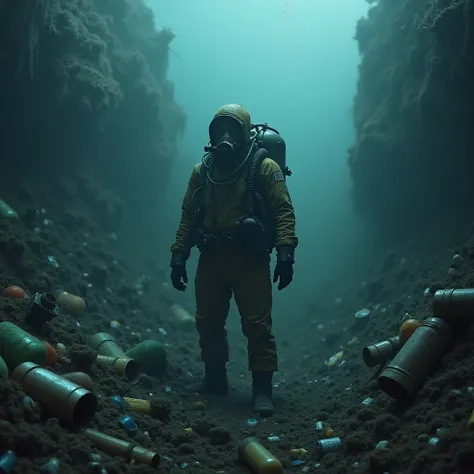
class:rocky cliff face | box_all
[0,0,185,251]
[349,0,474,242]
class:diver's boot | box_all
[252,371,275,417]
[185,364,229,395]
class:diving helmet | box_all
[208,104,252,154]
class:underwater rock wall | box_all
[0,0,185,249]
[349,0,474,240]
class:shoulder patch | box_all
[272,170,284,183]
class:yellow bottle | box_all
[238,438,283,474]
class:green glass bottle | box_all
[126,340,167,376]
[0,322,47,371]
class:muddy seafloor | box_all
[1,174,474,474]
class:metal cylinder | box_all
[11,362,97,425]
[89,332,126,358]
[362,336,403,368]
[378,317,452,399]
[433,289,474,323]
[237,437,283,474]
[96,355,141,384]
[83,428,160,467]
[316,437,342,455]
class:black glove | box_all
[273,245,294,291]
[170,252,188,291]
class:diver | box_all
[169,104,298,416]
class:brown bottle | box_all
[55,291,86,314]
[378,317,451,399]
[237,438,283,474]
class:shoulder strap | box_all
[246,147,269,217]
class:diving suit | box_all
[169,104,298,416]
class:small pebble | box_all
[40,458,60,473]
[428,437,440,446]
[23,396,36,408]
[56,343,66,354]
[88,462,107,474]
[376,440,389,450]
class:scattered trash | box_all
[158,327,168,336]
[399,318,421,342]
[25,292,60,327]
[267,435,280,442]
[363,336,402,368]
[361,397,374,406]
[355,308,371,319]
[109,320,120,329]
[3,285,26,299]
[119,415,138,436]
[247,418,258,428]
[55,291,86,314]
[238,438,282,473]
[315,421,324,433]
[110,396,127,411]
[47,256,59,268]
[323,426,335,438]
[316,437,342,455]
[428,437,440,446]
[289,448,307,456]
[326,351,343,367]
